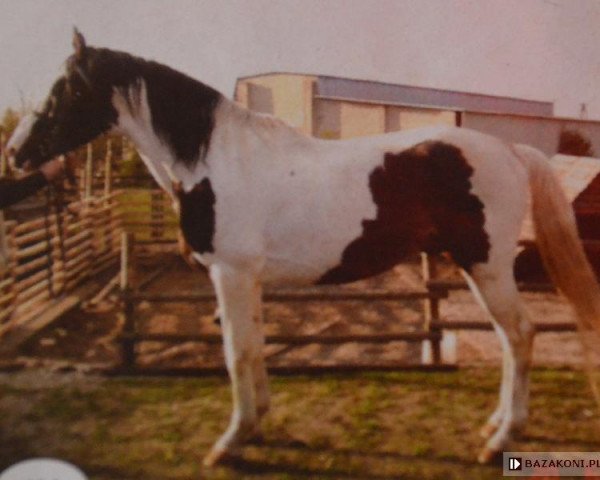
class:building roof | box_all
[315,75,553,116]
[237,72,554,117]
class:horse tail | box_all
[515,143,600,402]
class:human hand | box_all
[39,158,64,181]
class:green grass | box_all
[0,368,598,479]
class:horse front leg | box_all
[204,265,263,466]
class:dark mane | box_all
[89,48,222,166]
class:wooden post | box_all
[50,207,64,295]
[150,190,165,241]
[104,139,112,198]
[120,232,136,369]
[3,222,17,324]
[0,132,7,177]
[421,252,442,365]
[0,212,7,272]
[85,143,93,199]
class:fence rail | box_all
[113,230,582,375]
[0,192,123,335]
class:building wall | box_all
[340,102,386,138]
[313,99,341,139]
[247,83,274,114]
[236,74,315,132]
[393,107,455,131]
[238,74,600,152]
[313,99,455,139]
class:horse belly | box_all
[260,163,379,285]
[319,141,491,284]
[262,140,492,286]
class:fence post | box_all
[0,218,14,326]
[150,190,165,241]
[50,206,64,295]
[421,252,442,365]
[4,222,18,320]
[104,139,112,198]
[0,132,7,177]
[120,232,136,369]
[85,143,93,199]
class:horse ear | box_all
[72,27,87,59]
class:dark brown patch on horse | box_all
[174,179,216,254]
[317,141,490,285]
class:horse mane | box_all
[90,47,222,167]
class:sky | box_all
[0,0,599,119]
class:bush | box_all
[557,129,595,157]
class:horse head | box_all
[9,29,119,170]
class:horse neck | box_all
[112,81,210,194]
[115,85,315,193]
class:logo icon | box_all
[509,457,523,471]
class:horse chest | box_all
[175,178,216,254]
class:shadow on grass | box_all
[215,456,406,479]
[203,436,499,480]
[519,433,600,448]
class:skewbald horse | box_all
[8,30,600,466]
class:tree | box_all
[0,108,21,139]
[557,129,595,157]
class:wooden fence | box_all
[0,192,123,337]
[113,233,453,375]
[112,228,582,375]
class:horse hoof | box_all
[479,423,499,439]
[478,447,503,465]
[203,448,240,467]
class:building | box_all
[235,73,600,156]
[235,72,553,138]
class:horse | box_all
[8,29,600,466]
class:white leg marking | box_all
[204,265,262,466]
[465,265,534,463]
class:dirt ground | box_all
[7,251,588,371]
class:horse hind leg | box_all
[463,263,535,464]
